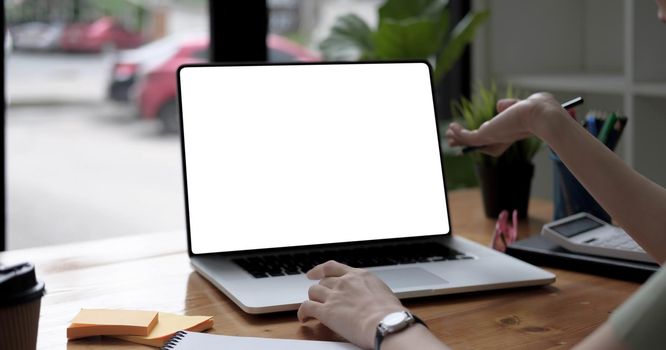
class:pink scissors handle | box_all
[490,209,519,252]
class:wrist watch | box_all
[374,311,427,350]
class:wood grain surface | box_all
[0,189,641,349]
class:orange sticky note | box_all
[114,312,214,347]
[67,309,158,340]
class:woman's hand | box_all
[297,260,406,349]
[446,92,567,156]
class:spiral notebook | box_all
[161,331,361,350]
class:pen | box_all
[462,96,584,154]
[597,112,618,145]
[561,96,584,110]
[585,114,598,137]
[606,116,627,151]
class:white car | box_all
[11,22,64,51]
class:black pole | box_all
[456,0,471,100]
[436,0,471,120]
[208,1,268,62]
[1,2,6,251]
[72,0,82,22]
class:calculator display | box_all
[551,217,603,237]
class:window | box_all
[4,0,469,250]
[6,0,209,249]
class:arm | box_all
[446,93,666,263]
[297,261,629,350]
[572,322,628,350]
[381,323,446,350]
[298,260,450,350]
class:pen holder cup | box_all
[551,152,611,222]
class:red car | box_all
[134,34,320,133]
[60,17,143,52]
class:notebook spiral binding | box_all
[161,331,187,350]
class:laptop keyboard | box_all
[232,242,472,278]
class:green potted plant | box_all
[452,84,542,219]
[318,0,489,83]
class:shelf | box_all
[633,82,666,98]
[504,74,626,95]
[501,74,666,98]
[473,0,666,189]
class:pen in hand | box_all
[461,96,584,154]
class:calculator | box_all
[541,212,655,263]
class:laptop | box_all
[177,61,555,314]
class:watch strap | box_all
[374,313,427,350]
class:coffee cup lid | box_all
[0,262,46,307]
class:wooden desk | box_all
[0,189,641,349]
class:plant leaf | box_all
[319,14,375,61]
[374,18,442,59]
[452,82,542,163]
[379,0,448,21]
[434,10,489,80]
[524,136,543,160]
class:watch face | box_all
[383,311,408,327]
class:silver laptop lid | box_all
[178,62,450,255]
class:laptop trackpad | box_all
[374,267,447,289]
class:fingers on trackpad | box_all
[373,267,447,290]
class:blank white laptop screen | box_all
[179,62,450,255]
